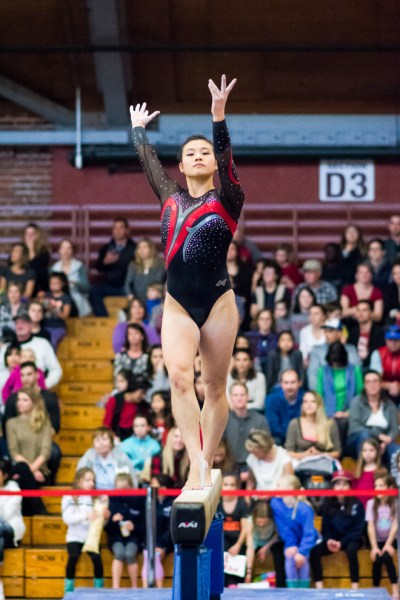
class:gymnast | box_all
[130,75,244,489]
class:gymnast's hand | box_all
[208,74,237,122]
[130,102,160,128]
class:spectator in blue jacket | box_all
[271,474,319,588]
[265,369,305,446]
[120,414,161,479]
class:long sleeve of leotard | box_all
[131,127,179,205]
[213,120,245,221]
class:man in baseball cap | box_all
[292,259,338,310]
[370,325,400,404]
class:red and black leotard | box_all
[132,120,245,328]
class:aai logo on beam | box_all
[319,160,375,202]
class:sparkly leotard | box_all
[132,120,245,328]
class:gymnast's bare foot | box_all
[182,456,212,490]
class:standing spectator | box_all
[90,218,136,316]
[307,318,361,391]
[339,223,366,284]
[245,309,277,371]
[112,298,160,354]
[293,260,337,309]
[366,239,392,291]
[347,300,385,368]
[353,438,382,508]
[226,241,253,330]
[42,272,73,349]
[274,243,303,292]
[299,304,327,365]
[265,369,304,446]
[321,243,345,292]
[223,382,270,477]
[124,238,166,304]
[384,259,400,323]
[23,223,51,294]
[232,220,263,266]
[113,324,149,381]
[384,214,400,264]
[346,370,400,462]
[265,330,304,390]
[51,239,91,316]
[310,470,364,590]
[246,501,284,587]
[290,286,316,344]
[370,325,400,405]
[251,260,290,318]
[341,262,384,323]
[246,430,293,490]
[0,243,35,300]
[226,349,267,411]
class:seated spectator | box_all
[285,391,341,463]
[383,214,400,264]
[307,318,361,391]
[353,437,383,509]
[90,217,136,316]
[149,390,173,446]
[77,426,137,490]
[245,430,293,490]
[0,283,25,343]
[310,470,364,590]
[6,387,52,515]
[2,350,46,402]
[113,323,149,381]
[265,330,304,390]
[251,260,291,319]
[384,258,400,323]
[290,286,316,344]
[226,349,267,411]
[265,369,304,446]
[41,272,74,349]
[232,220,263,266]
[316,342,363,445]
[23,223,50,294]
[51,239,91,316]
[0,458,26,596]
[292,260,338,312]
[223,382,270,479]
[341,262,384,323]
[273,242,303,292]
[145,283,164,335]
[227,241,253,330]
[120,414,161,481]
[274,300,291,333]
[27,299,51,342]
[145,345,169,402]
[370,325,400,405]
[0,345,20,397]
[246,501,284,588]
[339,223,366,284]
[366,238,392,291]
[245,309,277,371]
[212,439,234,473]
[0,243,35,300]
[1,312,63,388]
[347,300,385,368]
[161,427,189,488]
[113,298,160,354]
[124,238,166,304]
[4,360,62,483]
[299,304,327,366]
[346,370,400,462]
[103,374,150,442]
[321,242,345,291]
[250,259,265,294]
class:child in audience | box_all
[271,474,319,588]
[141,473,174,589]
[105,470,145,589]
[120,414,161,482]
[149,390,173,446]
[212,439,234,474]
[0,346,20,404]
[161,427,190,488]
[273,300,291,333]
[310,470,364,590]
[62,468,105,593]
[246,501,284,586]
[366,471,398,598]
[145,345,170,402]
[2,349,46,402]
[41,272,73,349]
[0,458,26,600]
[103,374,150,442]
[354,437,383,508]
[219,472,250,587]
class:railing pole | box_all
[145,486,157,588]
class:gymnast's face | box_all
[179,140,217,179]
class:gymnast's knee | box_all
[169,366,194,394]
[203,379,227,402]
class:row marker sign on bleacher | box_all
[319,160,375,202]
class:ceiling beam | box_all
[85,0,131,127]
[0,74,75,126]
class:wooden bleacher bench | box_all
[55,430,94,455]
[66,317,117,339]
[57,382,111,404]
[61,360,113,383]
[60,405,105,429]
[55,457,79,485]
[3,549,24,597]
[58,338,114,361]
[103,296,128,318]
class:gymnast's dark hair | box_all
[178,135,214,161]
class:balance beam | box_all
[171,469,222,546]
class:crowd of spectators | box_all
[0,214,399,591]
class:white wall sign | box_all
[319,160,375,202]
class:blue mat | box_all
[66,587,390,600]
